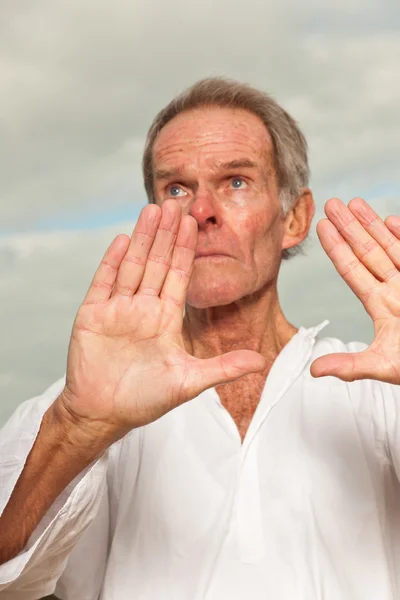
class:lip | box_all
[194,253,229,259]
[195,248,230,258]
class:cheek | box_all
[239,210,281,250]
[245,215,284,274]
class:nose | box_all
[187,185,219,230]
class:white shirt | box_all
[1,320,400,600]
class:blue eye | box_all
[231,178,246,189]
[169,185,185,197]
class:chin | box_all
[186,284,245,309]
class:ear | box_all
[281,188,315,251]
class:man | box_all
[0,77,400,599]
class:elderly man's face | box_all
[152,106,298,309]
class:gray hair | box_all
[142,77,310,260]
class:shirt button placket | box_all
[235,441,265,564]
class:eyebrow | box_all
[218,159,259,170]
[154,166,184,181]
[154,159,259,181]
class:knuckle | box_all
[115,285,133,296]
[384,267,400,281]
[101,259,118,271]
[385,235,399,250]
[342,259,360,277]
[92,281,113,291]
[148,254,170,266]
[359,239,376,258]
[169,265,190,278]
[160,293,185,308]
[137,288,159,297]
[123,255,146,267]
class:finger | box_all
[324,198,399,284]
[347,198,400,272]
[183,350,267,400]
[83,234,131,305]
[160,214,198,327]
[316,218,378,309]
[310,349,397,384]
[113,204,162,298]
[137,200,182,298]
[310,351,376,382]
[385,215,400,242]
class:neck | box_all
[182,282,298,364]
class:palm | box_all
[67,294,190,423]
[310,197,400,384]
[61,201,266,435]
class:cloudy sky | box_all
[1,0,399,425]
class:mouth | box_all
[194,254,229,261]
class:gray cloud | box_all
[1,0,399,230]
[0,0,396,423]
[0,223,373,425]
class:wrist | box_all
[48,393,115,461]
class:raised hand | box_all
[310,197,400,384]
[58,200,266,444]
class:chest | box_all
[215,374,267,441]
[108,379,391,599]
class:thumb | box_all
[185,350,267,398]
[310,350,377,382]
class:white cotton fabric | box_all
[1,320,400,599]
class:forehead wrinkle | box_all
[154,152,274,187]
[154,121,272,156]
[153,111,276,180]
[154,140,269,169]
[158,131,267,154]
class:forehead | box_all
[152,106,274,170]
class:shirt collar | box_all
[208,319,331,452]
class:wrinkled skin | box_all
[59,105,400,453]
[152,106,314,363]
[58,106,315,446]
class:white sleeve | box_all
[372,378,400,479]
[0,377,110,599]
